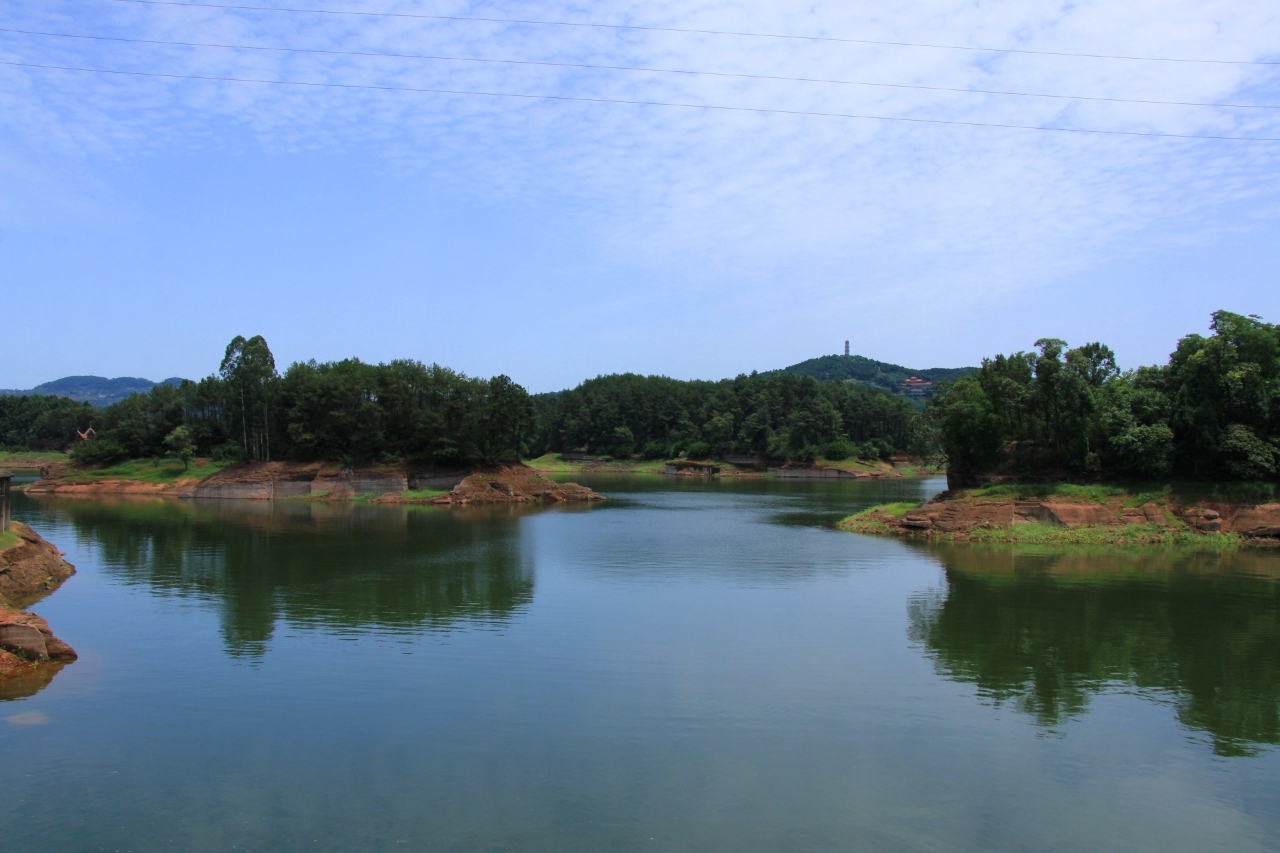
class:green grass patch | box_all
[400,487,448,501]
[839,516,897,536]
[523,454,668,474]
[0,450,69,465]
[968,483,1138,503]
[965,481,1182,507]
[962,521,1241,548]
[79,457,232,483]
[817,457,882,471]
[277,490,327,501]
[0,529,20,550]
[874,501,922,517]
[838,502,924,536]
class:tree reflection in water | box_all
[51,498,538,658]
[909,544,1280,756]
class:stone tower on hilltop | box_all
[844,340,850,357]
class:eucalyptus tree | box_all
[220,335,278,461]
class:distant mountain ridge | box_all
[0,375,186,407]
[781,354,975,397]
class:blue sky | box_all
[3,0,1279,392]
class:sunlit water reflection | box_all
[3,475,1279,852]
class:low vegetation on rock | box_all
[842,483,1279,547]
[0,523,78,694]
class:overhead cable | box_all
[100,0,1280,66]
[4,59,1279,142]
[4,26,1277,110]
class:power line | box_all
[5,58,1279,142]
[101,0,1280,66]
[5,26,1277,111]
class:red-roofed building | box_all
[901,376,933,397]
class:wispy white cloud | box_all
[2,0,1279,367]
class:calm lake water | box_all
[4,475,1280,852]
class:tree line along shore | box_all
[2,310,1279,543]
[0,334,931,480]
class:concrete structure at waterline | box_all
[665,461,722,476]
[0,470,11,532]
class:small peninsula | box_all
[842,311,1280,548]
[0,522,78,698]
[843,484,1280,546]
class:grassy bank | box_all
[70,458,233,483]
[946,521,1241,547]
[0,450,69,468]
[840,503,918,536]
[840,506,1247,547]
[964,482,1170,505]
[839,477,1275,548]
[523,454,669,475]
[524,453,941,478]
[0,528,20,550]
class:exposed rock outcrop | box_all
[0,522,76,607]
[0,610,77,662]
[424,464,605,506]
[0,523,77,693]
[849,490,1280,545]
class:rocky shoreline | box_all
[1,523,78,698]
[844,488,1280,546]
[25,461,604,505]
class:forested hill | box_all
[0,376,186,407]
[782,355,975,393]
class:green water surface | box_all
[3,475,1280,852]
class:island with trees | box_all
[845,310,1280,545]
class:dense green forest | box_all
[0,338,920,466]
[532,372,921,461]
[932,310,1280,484]
[783,353,974,395]
[2,310,1277,483]
[1,336,534,468]
[0,394,97,451]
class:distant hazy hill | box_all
[0,375,186,407]
[782,354,975,396]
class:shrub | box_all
[1110,423,1173,479]
[69,438,129,465]
[211,443,248,463]
[1221,424,1277,480]
[794,444,820,462]
[822,439,855,461]
[640,440,669,460]
[685,440,712,459]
